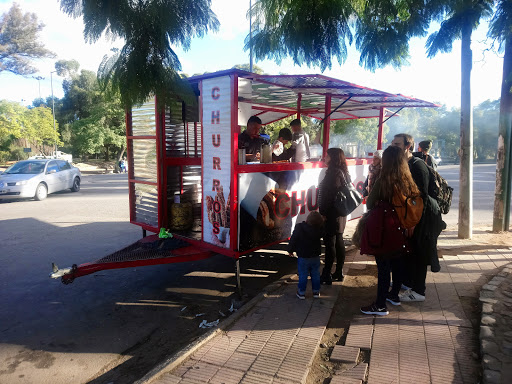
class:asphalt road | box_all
[0,173,296,384]
[0,164,507,384]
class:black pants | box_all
[375,257,401,307]
[322,233,345,276]
[389,255,427,297]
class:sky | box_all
[0,0,504,109]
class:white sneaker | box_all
[399,289,425,302]
[390,281,411,290]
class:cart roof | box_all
[188,69,438,124]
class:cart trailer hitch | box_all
[50,263,77,284]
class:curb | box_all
[479,261,512,384]
[135,272,297,384]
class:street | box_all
[0,164,508,384]
[0,173,296,384]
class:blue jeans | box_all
[297,257,321,294]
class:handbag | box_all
[334,173,363,217]
[360,200,409,259]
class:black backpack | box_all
[426,165,453,214]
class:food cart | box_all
[51,69,437,286]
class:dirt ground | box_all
[306,225,512,384]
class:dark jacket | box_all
[413,151,438,170]
[318,168,349,235]
[288,221,323,258]
[408,156,443,269]
[238,131,263,155]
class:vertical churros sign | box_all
[202,76,232,248]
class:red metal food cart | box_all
[50,69,437,286]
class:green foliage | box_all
[57,66,126,160]
[0,3,55,75]
[248,0,354,71]
[55,59,80,77]
[233,64,266,74]
[488,0,512,51]
[329,118,384,156]
[60,0,219,108]
[0,100,62,158]
[355,0,430,71]
[425,0,493,58]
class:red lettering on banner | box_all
[211,110,220,124]
[275,193,290,219]
[291,190,307,216]
[212,179,220,192]
[307,188,319,211]
[213,221,220,234]
[213,157,221,170]
[212,134,221,147]
[212,87,220,100]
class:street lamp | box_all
[32,76,45,101]
[50,71,57,158]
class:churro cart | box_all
[51,69,437,285]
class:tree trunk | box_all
[458,21,473,239]
[493,37,512,232]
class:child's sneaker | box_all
[386,293,401,306]
[360,303,389,316]
[296,291,306,300]
[313,292,320,298]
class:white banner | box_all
[202,76,232,248]
[238,164,368,251]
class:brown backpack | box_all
[392,189,423,233]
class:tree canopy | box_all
[0,3,55,76]
[59,0,219,108]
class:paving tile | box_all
[224,352,257,372]
[209,367,245,384]
[249,355,283,376]
[336,363,368,380]
[154,373,182,384]
[239,371,274,384]
[182,361,219,382]
[330,375,362,384]
[330,345,360,363]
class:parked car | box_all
[0,159,81,201]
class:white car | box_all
[0,159,81,201]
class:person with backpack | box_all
[413,140,438,170]
[391,134,445,302]
[360,146,420,315]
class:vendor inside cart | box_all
[238,115,264,161]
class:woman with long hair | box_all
[318,147,350,284]
[360,145,421,316]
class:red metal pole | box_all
[377,107,384,150]
[323,95,331,159]
[155,97,166,230]
[230,74,239,253]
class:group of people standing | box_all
[288,133,445,316]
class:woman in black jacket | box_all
[318,147,350,284]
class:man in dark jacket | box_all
[288,211,324,299]
[390,133,443,303]
[413,140,438,170]
[238,116,264,161]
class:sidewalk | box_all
[141,229,512,384]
